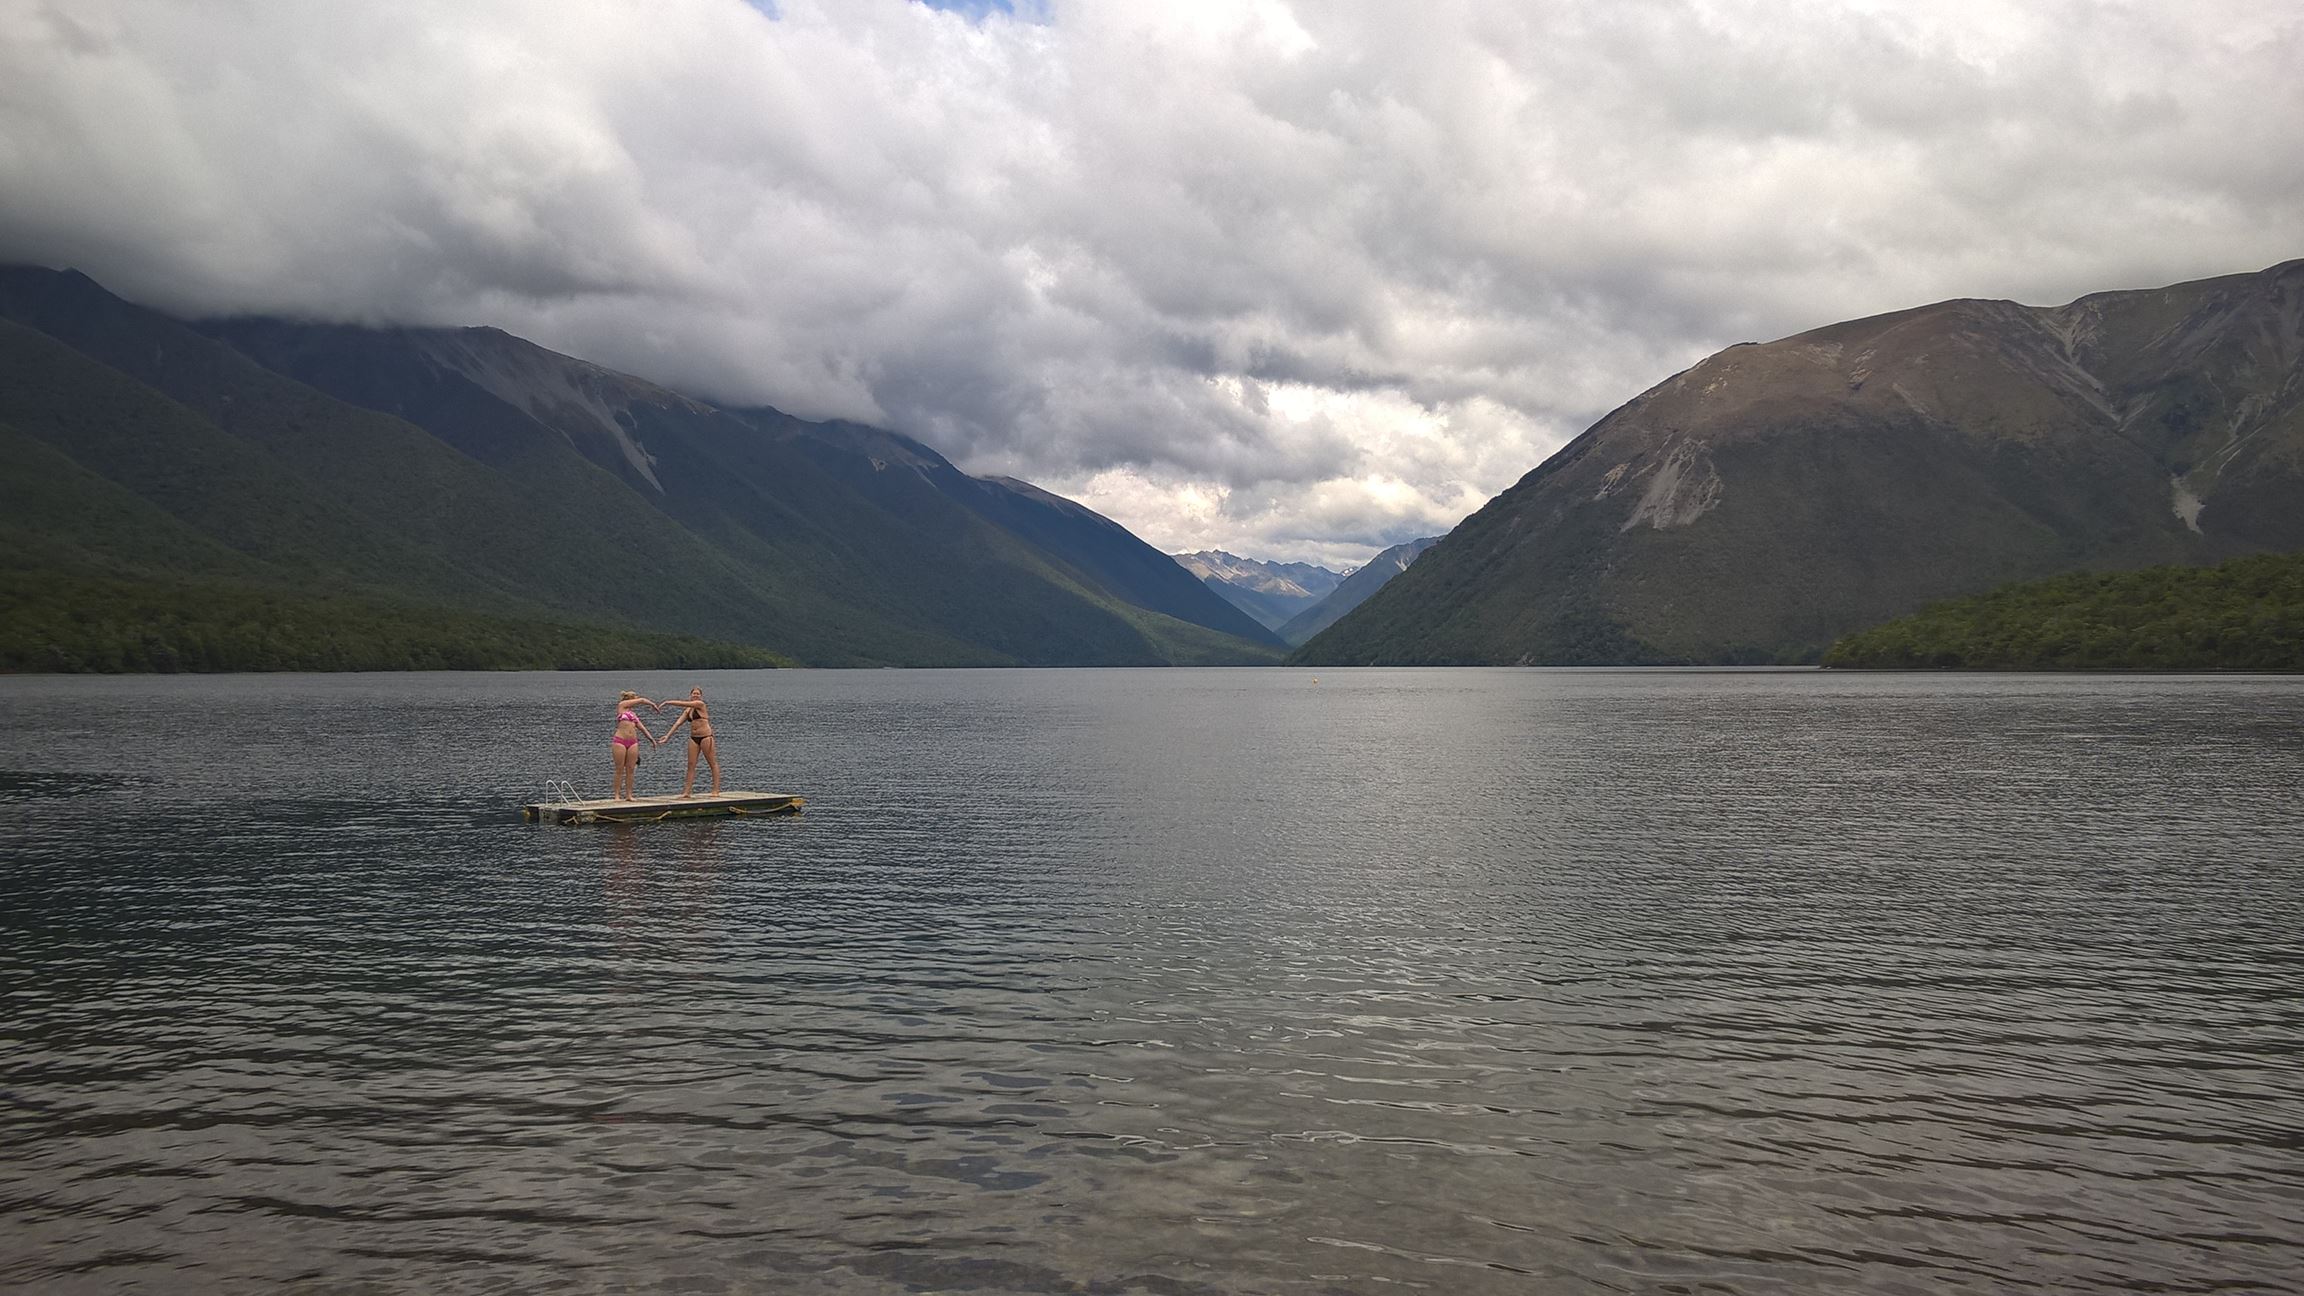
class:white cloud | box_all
[3,0,2299,564]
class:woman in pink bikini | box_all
[610,691,660,801]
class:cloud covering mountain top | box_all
[4,0,2298,565]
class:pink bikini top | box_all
[618,710,638,724]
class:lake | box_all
[3,668,2301,1294]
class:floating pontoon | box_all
[521,790,805,825]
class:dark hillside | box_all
[205,311,1274,666]
[0,271,807,645]
[0,264,1279,668]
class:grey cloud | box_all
[3,0,2299,562]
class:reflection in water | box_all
[603,823,729,953]
[1,668,2301,1294]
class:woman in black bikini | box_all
[654,687,721,798]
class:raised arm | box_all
[656,706,690,746]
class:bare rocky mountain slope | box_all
[1298,259,2304,665]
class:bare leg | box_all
[681,741,698,798]
[701,736,721,795]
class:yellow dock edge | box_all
[521,791,804,825]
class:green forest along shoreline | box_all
[1822,550,2304,671]
[0,571,791,673]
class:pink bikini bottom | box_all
[612,736,639,749]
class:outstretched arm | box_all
[656,708,689,745]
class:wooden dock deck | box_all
[521,791,805,825]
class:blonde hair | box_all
[618,690,641,703]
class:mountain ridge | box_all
[1275,537,1440,646]
[1172,550,1346,630]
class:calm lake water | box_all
[3,668,2301,1294]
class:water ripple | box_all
[2,669,2302,1293]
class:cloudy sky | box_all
[3,0,2298,565]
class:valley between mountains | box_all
[4,259,2299,672]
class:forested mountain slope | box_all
[1821,550,2304,670]
[0,266,1279,668]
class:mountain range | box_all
[1175,543,1440,647]
[0,265,1283,669]
[1300,259,2304,665]
[1171,551,1346,630]
[13,257,2299,675]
